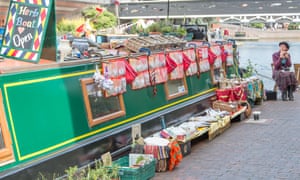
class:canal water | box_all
[237,41,300,90]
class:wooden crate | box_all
[208,122,220,141]
[212,100,238,113]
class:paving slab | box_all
[153,92,300,180]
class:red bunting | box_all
[76,24,84,33]
[208,49,217,65]
[182,53,192,71]
[96,7,104,14]
[166,54,177,73]
[221,46,228,63]
[124,60,138,83]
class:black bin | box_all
[265,90,277,100]
[179,141,191,157]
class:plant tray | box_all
[114,156,156,180]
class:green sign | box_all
[0,0,54,63]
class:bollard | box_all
[253,111,261,120]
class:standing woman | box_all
[272,41,297,101]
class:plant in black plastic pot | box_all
[147,23,162,35]
[175,27,187,38]
[161,26,173,35]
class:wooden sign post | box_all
[0,0,55,63]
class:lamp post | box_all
[167,0,170,23]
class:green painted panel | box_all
[6,76,89,156]
[124,84,167,115]
[186,72,213,95]
[0,62,216,171]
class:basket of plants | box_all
[114,154,156,180]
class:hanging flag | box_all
[208,49,217,65]
[182,53,192,71]
[166,54,177,73]
[76,24,85,33]
[96,7,104,14]
[221,46,228,63]
[124,60,138,83]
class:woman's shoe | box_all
[288,88,294,101]
[289,95,294,101]
[282,91,288,101]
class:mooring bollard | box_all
[253,111,261,120]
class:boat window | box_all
[0,90,14,165]
[165,78,188,100]
[80,78,126,127]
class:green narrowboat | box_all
[0,0,238,179]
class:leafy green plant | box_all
[81,7,117,30]
[36,172,59,180]
[65,166,81,180]
[288,23,300,30]
[161,26,173,33]
[175,27,187,37]
[64,159,120,180]
[243,59,257,78]
[250,23,264,29]
[56,18,85,34]
[147,22,161,32]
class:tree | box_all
[81,7,117,30]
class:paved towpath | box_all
[154,92,300,180]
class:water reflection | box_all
[238,41,300,90]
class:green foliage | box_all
[288,23,300,30]
[250,23,265,29]
[129,24,147,34]
[64,160,120,180]
[65,166,81,180]
[161,26,173,33]
[56,18,85,34]
[175,27,187,37]
[81,7,117,30]
[81,7,98,19]
[243,59,257,78]
[147,22,161,32]
[36,172,59,180]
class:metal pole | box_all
[115,4,120,26]
[167,0,170,23]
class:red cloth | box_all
[216,89,231,102]
[96,7,103,14]
[208,49,217,65]
[144,145,159,159]
[231,86,247,101]
[166,54,177,73]
[182,53,192,71]
[224,29,229,36]
[221,46,228,63]
[124,60,138,83]
[76,24,84,33]
[217,86,247,102]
